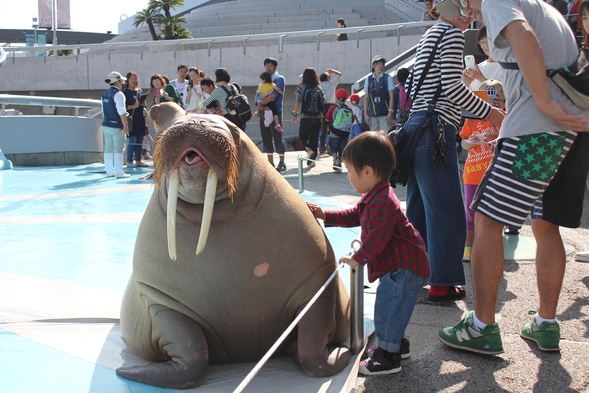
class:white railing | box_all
[2,21,436,61]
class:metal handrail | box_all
[3,21,437,57]
[0,94,101,117]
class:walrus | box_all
[116,103,351,389]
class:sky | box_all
[2,0,150,34]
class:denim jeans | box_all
[127,135,144,163]
[404,110,466,286]
[374,269,426,353]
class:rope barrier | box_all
[233,261,345,393]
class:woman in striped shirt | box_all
[403,6,504,302]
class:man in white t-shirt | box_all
[170,64,189,107]
[319,68,342,153]
[436,0,589,357]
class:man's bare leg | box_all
[267,154,274,166]
[471,212,505,325]
[531,219,565,319]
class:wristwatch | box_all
[291,111,299,116]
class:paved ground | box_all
[277,150,589,393]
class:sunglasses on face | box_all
[458,0,470,17]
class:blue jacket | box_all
[102,86,124,129]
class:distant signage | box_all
[38,0,71,29]
[24,31,47,57]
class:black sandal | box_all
[504,226,520,235]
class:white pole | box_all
[52,0,57,46]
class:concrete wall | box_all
[0,34,422,93]
[0,116,103,166]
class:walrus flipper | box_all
[116,305,209,389]
[293,281,352,377]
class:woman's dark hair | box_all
[233,82,242,94]
[188,67,200,75]
[341,131,395,180]
[150,73,166,88]
[214,68,231,84]
[200,77,215,88]
[397,68,410,84]
[259,71,273,84]
[580,0,589,48]
[475,25,488,55]
[337,18,347,27]
[125,71,139,89]
[301,67,320,86]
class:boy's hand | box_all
[339,254,358,268]
[306,202,326,220]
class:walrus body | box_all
[117,104,351,389]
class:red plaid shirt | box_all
[324,179,430,283]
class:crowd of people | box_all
[100,0,589,376]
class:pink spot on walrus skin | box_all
[254,263,270,277]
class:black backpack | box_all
[301,85,323,116]
[221,84,252,123]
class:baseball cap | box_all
[349,93,360,103]
[372,55,386,64]
[478,79,505,109]
[336,88,348,100]
[436,0,466,18]
[105,71,127,84]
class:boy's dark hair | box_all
[320,72,329,82]
[264,57,278,67]
[177,64,188,71]
[397,68,410,84]
[341,131,395,180]
[200,77,215,87]
[214,68,231,83]
[259,71,273,83]
[206,100,219,110]
[233,82,242,94]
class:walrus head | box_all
[151,112,241,260]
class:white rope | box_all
[233,261,345,393]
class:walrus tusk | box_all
[196,169,217,255]
[167,170,179,261]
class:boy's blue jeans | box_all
[374,269,426,353]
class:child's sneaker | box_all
[365,337,410,359]
[520,312,560,351]
[438,311,504,355]
[358,347,401,375]
[274,123,283,133]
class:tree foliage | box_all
[134,0,191,41]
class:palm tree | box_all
[170,24,192,40]
[134,6,160,41]
[149,0,184,19]
[154,14,188,40]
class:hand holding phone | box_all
[464,55,476,71]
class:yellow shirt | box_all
[257,82,277,96]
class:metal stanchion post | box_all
[297,154,304,193]
[350,258,364,354]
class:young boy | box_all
[325,88,353,171]
[306,132,430,375]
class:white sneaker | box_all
[575,250,589,262]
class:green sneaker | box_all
[438,311,504,355]
[520,314,560,352]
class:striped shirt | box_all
[198,83,238,115]
[324,179,430,282]
[409,23,492,129]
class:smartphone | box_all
[464,55,476,71]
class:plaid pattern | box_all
[325,180,430,282]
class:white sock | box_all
[535,313,556,325]
[472,312,488,331]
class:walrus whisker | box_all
[196,169,217,255]
[167,169,179,261]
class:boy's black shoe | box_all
[358,347,402,375]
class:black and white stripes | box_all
[409,23,492,129]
